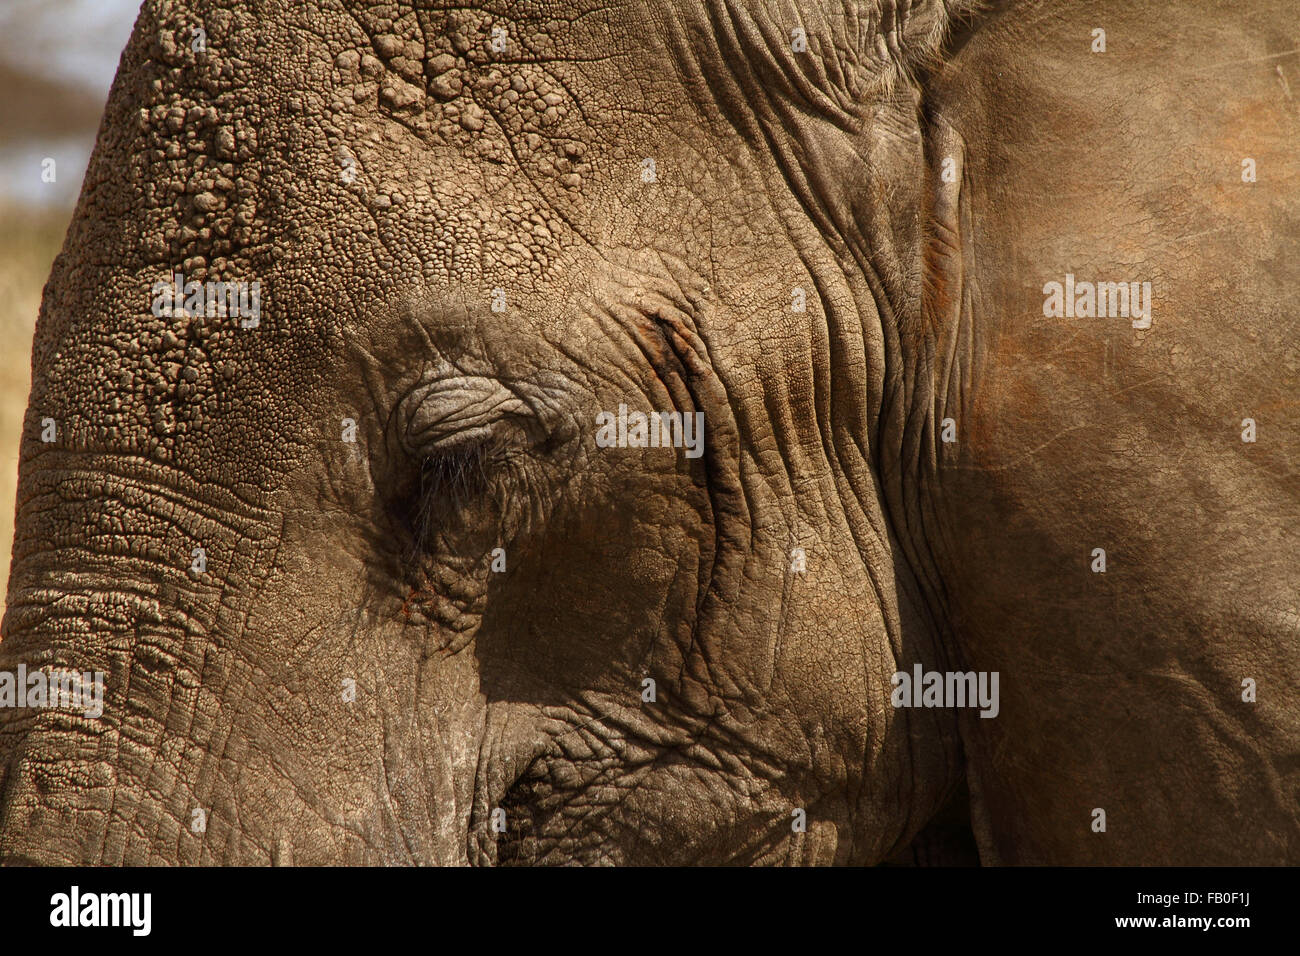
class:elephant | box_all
[0,0,1296,865]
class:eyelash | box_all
[419,442,493,505]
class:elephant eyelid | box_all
[400,374,532,459]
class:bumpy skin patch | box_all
[0,0,1296,869]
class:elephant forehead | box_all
[110,3,647,280]
[29,0,897,481]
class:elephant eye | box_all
[397,437,499,556]
[386,370,562,558]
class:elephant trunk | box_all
[0,449,259,864]
[0,449,483,865]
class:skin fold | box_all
[0,0,1294,865]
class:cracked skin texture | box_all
[0,0,1295,865]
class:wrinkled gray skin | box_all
[0,0,1297,865]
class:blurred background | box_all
[0,0,141,595]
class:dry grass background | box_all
[0,205,69,595]
[0,0,140,605]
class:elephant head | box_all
[1,0,1296,865]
